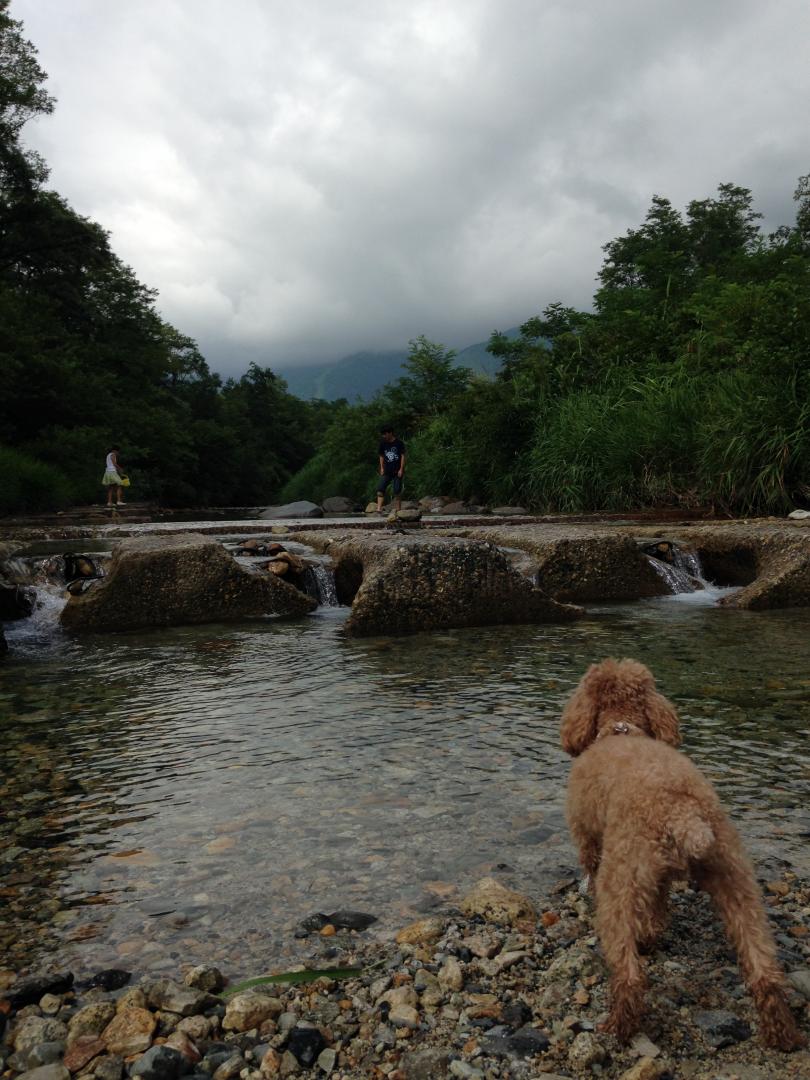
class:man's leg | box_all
[376,475,387,512]
[393,476,402,511]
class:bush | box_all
[0,446,73,514]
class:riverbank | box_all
[2,871,808,1080]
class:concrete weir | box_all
[294,530,583,635]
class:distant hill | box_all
[278,328,520,401]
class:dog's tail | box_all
[666,800,715,862]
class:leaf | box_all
[220,967,363,998]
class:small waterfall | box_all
[643,542,705,595]
[1,551,107,652]
[303,564,340,606]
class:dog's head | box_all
[560,658,681,757]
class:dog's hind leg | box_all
[594,842,665,1041]
[695,837,806,1052]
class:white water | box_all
[645,546,738,606]
[305,563,339,606]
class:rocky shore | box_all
[3,874,808,1080]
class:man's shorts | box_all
[377,473,403,495]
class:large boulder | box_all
[60,534,314,632]
[295,532,581,636]
[714,530,810,610]
[321,496,356,514]
[465,526,669,603]
[259,501,323,520]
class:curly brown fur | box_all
[560,658,806,1052]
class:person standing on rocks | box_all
[376,425,406,513]
[102,446,126,508]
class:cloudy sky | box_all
[13,0,810,376]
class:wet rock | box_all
[8,1042,66,1073]
[164,1031,202,1065]
[183,967,225,994]
[395,917,445,946]
[259,502,323,520]
[693,1008,752,1048]
[460,877,537,925]
[285,1024,325,1066]
[84,970,131,993]
[63,1035,106,1073]
[14,1017,70,1054]
[491,506,528,516]
[324,909,377,932]
[787,968,810,1000]
[100,1007,156,1056]
[67,1004,116,1045]
[14,1066,70,1080]
[39,996,62,1016]
[61,534,314,633]
[93,1055,124,1080]
[466,526,670,603]
[296,532,581,636]
[116,988,147,1012]
[145,979,210,1017]
[212,1054,244,1080]
[222,992,283,1033]
[7,974,75,1010]
[442,502,474,515]
[129,1045,188,1080]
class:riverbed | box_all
[2,580,809,979]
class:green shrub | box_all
[0,446,73,514]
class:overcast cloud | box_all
[13,0,810,375]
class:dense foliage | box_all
[0,3,330,513]
[2,4,809,518]
[284,181,810,516]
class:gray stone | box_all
[299,533,581,636]
[15,1066,70,1080]
[787,968,810,1000]
[68,1004,116,1045]
[483,1024,550,1059]
[449,1062,483,1079]
[8,1042,66,1072]
[567,1030,606,1068]
[693,1009,752,1048]
[61,534,314,632]
[491,506,529,516]
[14,1018,70,1054]
[183,967,225,993]
[93,1055,124,1080]
[145,979,210,1017]
[212,1055,244,1080]
[401,1047,450,1079]
[129,1046,188,1080]
[259,502,323,520]
[315,1048,337,1075]
[441,502,473,515]
[321,497,355,515]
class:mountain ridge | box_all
[277,329,519,401]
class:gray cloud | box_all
[14,0,810,375]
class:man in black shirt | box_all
[376,425,406,513]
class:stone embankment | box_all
[293,532,582,636]
[2,874,808,1080]
[59,534,314,633]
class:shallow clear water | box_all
[2,590,809,980]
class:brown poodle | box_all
[560,657,805,1051]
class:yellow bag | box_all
[119,474,131,488]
